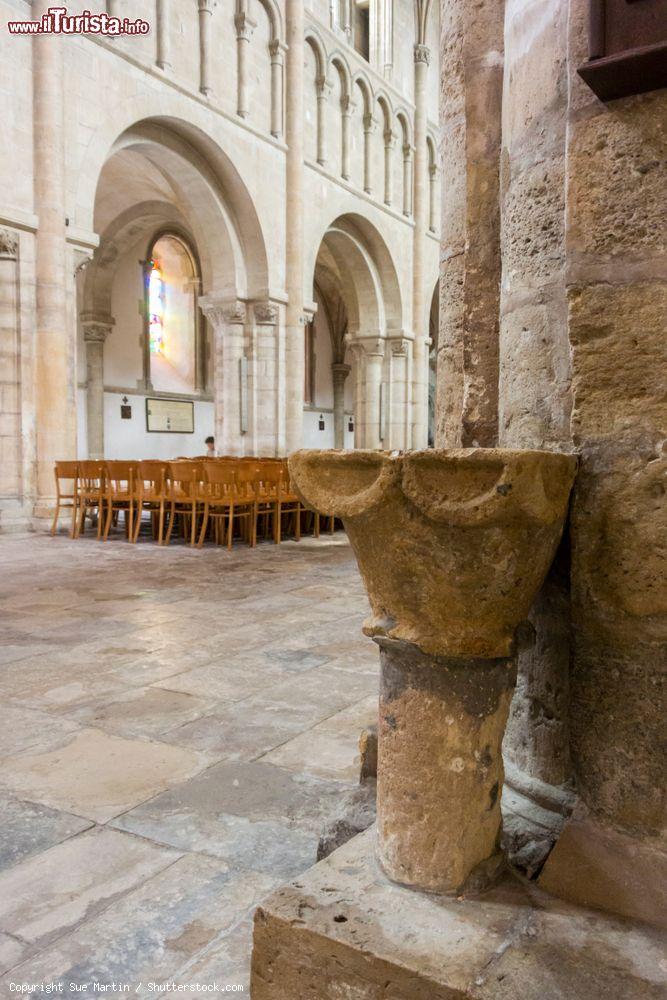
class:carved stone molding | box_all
[363,112,376,133]
[389,337,410,357]
[199,295,246,327]
[0,227,18,259]
[234,11,256,41]
[253,301,279,326]
[83,323,112,344]
[414,43,430,65]
[331,362,352,385]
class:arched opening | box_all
[305,214,405,451]
[78,118,268,461]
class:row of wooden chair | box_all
[51,459,336,548]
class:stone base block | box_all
[251,827,666,999]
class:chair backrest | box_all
[168,461,204,495]
[54,461,79,498]
[136,460,167,494]
[203,462,236,500]
[79,460,106,490]
[234,463,258,501]
[106,461,137,490]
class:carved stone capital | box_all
[331,362,351,385]
[403,142,413,160]
[253,301,279,326]
[269,38,286,61]
[353,337,385,358]
[414,43,430,65]
[83,320,113,344]
[340,95,355,114]
[234,11,256,41]
[384,128,396,148]
[199,295,246,327]
[363,112,376,133]
[0,227,18,258]
[389,337,410,357]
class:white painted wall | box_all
[103,392,215,460]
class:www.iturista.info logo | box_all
[7,6,150,35]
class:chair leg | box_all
[227,506,234,549]
[295,504,301,541]
[275,502,281,544]
[198,504,209,547]
[103,500,113,542]
[164,503,176,544]
[133,504,143,543]
[70,500,79,539]
[50,496,60,536]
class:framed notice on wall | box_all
[146,398,195,434]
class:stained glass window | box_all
[148,258,165,356]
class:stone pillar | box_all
[358,339,384,450]
[235,11,255,119]
[156,0,171,70]
[383,128,395,207]
[138,260,154,391]
[341,95,352,181]
[362,113,374,195]
[288,449,577,894]
[411,42,430,450]
[81,316,113,460]
[401,142,412,216]
[198,0,214,98]
[315,76,328,166]
[388,337,409,450]
[284,0,305,453]
[199,296,247,456]
[33,3,75,518]
[436,0,503,449]
[269,40,285,139]
[0,229,20,505]
[428,162,437,233]
[253,301,280,456]
[331,362,350,449]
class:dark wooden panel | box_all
[579,1,667,100]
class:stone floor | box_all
[0,528,378,996]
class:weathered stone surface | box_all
[359,722,378,781]
[251,828,667,999]
[377,639,515,892]
[317,782,377,861]
[0,795,92,873]
[539,803,667,928]
[289,449,577,658]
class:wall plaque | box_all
[578,0,667,101]
[146,397,195,434]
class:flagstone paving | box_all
[0,530,378,996]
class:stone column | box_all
[359,339,384,450]
[235,11,255,119]
[331,362,350,448]
[383,128,395,207]
[388,337,409,450]
[411,42,430,450]
[402,142,412,216]
[315,76,328,166]
[341,95,352,181]
[199,296,247,456]
[428,162,437,232]
[198,0,214,98]
[362,113,374,195]
[436,0,503,448]
[288,449,577,894]
[284,0,305,453]
[81,316,113,460]
[253,301,280,456]
[33,3,75,518]
[0,229,20,505]
[269,40,285,139]
[156,0,171,70]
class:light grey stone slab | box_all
[2,855,276,994]
[0,932,28,976]
[0,704,81,757]
[61,687,209,740]
[0,729,209,823]
[0,827,181,947]
[0,795,93,872]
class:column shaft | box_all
[316,79,327,165]
[363,114,374,194]
[332,362,350,449]
[411,46,429,450]
[269,41,284,138]
[198,1,213,97]
[377,639,516,892]
[235,13,253,118]
[383,131,394,206]
[284,0,305,453]
[341,99,352,181]
[33,5,75,514]
[156,0,171,69]
[363,346,384,450]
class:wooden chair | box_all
[103,461,138,542]
[256,463,301,544]
[164,461,204,546]
[77,461,107,539]
[51,461,80,537]
[133,461,169,543]
[232,464,259,547]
